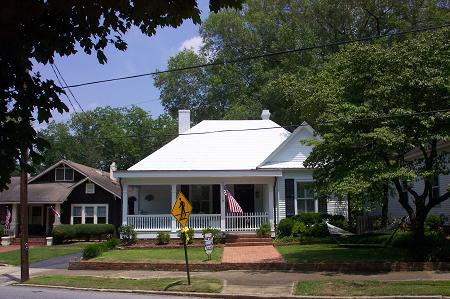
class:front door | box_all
[28,205,45,235]
[233,184,254,213]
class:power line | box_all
[62,24,450,89]
[52,64,85,112]
[50,64,77,114]
[43,108,450,141]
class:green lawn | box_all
[0,243,88,266]
[27,275,223,293]
[295,280,450,296]
[93,247,223,263]
[277,244,409,263]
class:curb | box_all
[17,283,450,299]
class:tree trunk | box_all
[381,184,389,227]
[411,211,426,245]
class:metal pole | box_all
[183,233,190,285]
[20,147,29,282]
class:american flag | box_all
[224,189,243,213]
[5,207,11,230]
[51,206,60,218]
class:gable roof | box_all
[28,159,120,197]
[128,120,290,171]
[258,122,319,169]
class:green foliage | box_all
[277,218,296,237]
[0,0,243,191]
[202,228,225,244]
[178,228,194,244]
[256,223,271,237]
[0,224,5,237]
[292,222,307,237]
[118,225,137,245]
[37,107,177,172]
[156,232,171,245]
[105,238,120,250]
[425,214,448,233]
[52,224,115,244]
[82,243,107,260]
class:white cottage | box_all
[114,110,345,238]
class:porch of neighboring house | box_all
[122,181,275,238]
[1,203,61,237]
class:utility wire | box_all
[52,63,85,112]
[43,108,450,141]
[50,64,77,114]
[62,24,450,89]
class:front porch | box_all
[122,181,275,238]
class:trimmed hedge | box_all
[53,224,115,244]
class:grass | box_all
[27,275,223,293]
[295,280,450,296]
[276,244,409,263]
[0,242,88,266]
[93,247,223,263]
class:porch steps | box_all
[225,234,273,247]
[12,237,47,246]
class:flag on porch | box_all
[51,206,60,218]
[224,189,243,213]
[5,206,11,230]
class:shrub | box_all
[277,218,296,237]
[52,224,115,244]
[273,235,298,243]
[0,224,5,237]
[292,221,306,237]
[256,223,271,237]
[82,243,107,260]
[105,238,120,250]
[178,227,194,244]
[307,223,329,237]
[156,232,170,245]
[202,228,224,244]
[425,214,447,232]
[118,225,137,245]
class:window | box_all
[71,205,108,224]
[190,185,212,213]
[55,167,74,181]
[85,183,95,194]
[295,182,316,213]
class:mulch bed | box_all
[69,260,450,272]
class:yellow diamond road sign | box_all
[171,192,192,228]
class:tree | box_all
[154,0,448,125]
[38,107,177,172]
[297,28,450,243]
[0,0,243,191]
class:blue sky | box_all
[34,0,211,126]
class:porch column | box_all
[268,183,275,232]
[220,183,225,231]
[11,204,18,237]
[171,184,177,232]
[314,199,319,213]
[54,204,61,225]
[122,183,128,226]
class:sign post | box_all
[171,192,192,285]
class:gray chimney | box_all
[110,162,117,181]
[178,110,191,134]
[261,109,271,120]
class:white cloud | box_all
[178,36,204,54]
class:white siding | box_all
[327,198,348,218]
[277,177,286,221]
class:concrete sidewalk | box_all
[11,267,450,297]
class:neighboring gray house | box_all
[115,110,346,239]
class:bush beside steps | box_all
[82,238,120,260]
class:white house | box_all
[114,110,346,238]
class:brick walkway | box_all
[222,245,284,263]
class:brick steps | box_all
[225,233,273,247]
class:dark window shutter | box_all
[181,185,189,200]
[285,179,295,217]
[212,185,220,214]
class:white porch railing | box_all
[225,212,269,232]
[176,214,221,230]
[127,214,171,231]
[127,212,269,232]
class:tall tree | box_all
[297,28,450,242]
[38,107,177,172]
[0,0,243,190]
[154,0,448,125]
